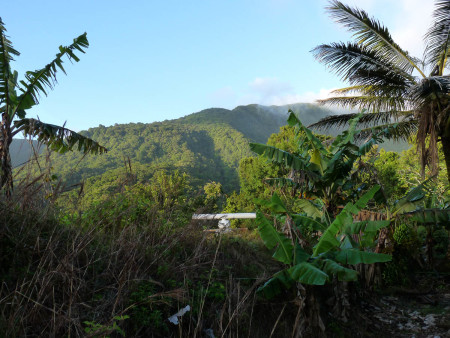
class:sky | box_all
[2,0,435,131]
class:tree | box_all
[251,111,383,218]
[0,18,106,196]
[311,1,450,183]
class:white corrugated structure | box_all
[192,213,256,220]
[192,213,256,233]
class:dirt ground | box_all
[350,275,450,337]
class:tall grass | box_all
[0,177,300,337]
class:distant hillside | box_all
[12,103,410,200]
[10,139,42,168]
[179,103,331,143]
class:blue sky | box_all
[2,0,434,131]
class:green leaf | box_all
[256,211,293,264]
[313,186,381,257]
[354,185,380,210]
[409,208,450,226]
[343,220,390,235]
[254,193,288,214]
[14,118,107,155]
[393,179,434,215]
[250,143,319,172]
[288,262,328,285]
[294,244,311,264]
[322,259,358,281]
[292,214,326,232]
[335,249,391,265]
[295,199,324,219]
[257,269,294,299]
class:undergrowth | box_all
[0,179,299,337]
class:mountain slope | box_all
[10,139,41,168]
[12,103,409,199]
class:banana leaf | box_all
[256,211,293,264]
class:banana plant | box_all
[256,185,391,299]
[391,178,450,227]
[250,110,384,218]
[0,17,106,196]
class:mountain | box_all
[11,103,409,201]
[10,139,42,168]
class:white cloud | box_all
[209,77,337,108]
[248,77,293,102]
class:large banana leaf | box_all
[292,214,326,232]
[335,249,391,265]
[409,208,450,226]
[14,118,107,155]
[321,259,358,281]
[288,262,328,285]
[313,185,381,256]
[342,220,390,235]
[287,111,329,173]
[256,211,293,264]
[294,244,311,264]
[295,199,324,220]
[257,269,294,299]
[287,111,327,154]
[330,112,362,149]
[312,209,351,256]
[0,18,20,113]
[392,178,434,215]
[250,143,316,172]
[342,220,390,248]
[254,193,288,214]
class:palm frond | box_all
[355,120,418,142]
[327,1,425,77]
[424,0,450,73]
[309,110,414,131]
[14,33,89,114]
[13,118,107,155]
[317,94,409,112]
[312,42,416,87]
[408,76,450,106]
[0,17,20,114]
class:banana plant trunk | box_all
[441,135,450,185]
[0,114,13,197]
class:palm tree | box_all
[0,18,106,197]
[311,1,450,184]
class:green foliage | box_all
[312,1,450,183]
[433,228,450,259]
[250,113,393,298]
[0,18,105,195]
[72,170,193,230]
[83,315,129,337]
[393,223,418,247]
[256,187,391,298]
[13,103,340,207]
[250,111,389,217]
[129,282,170,334]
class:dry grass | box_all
[0,179,300,337]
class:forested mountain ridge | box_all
[178,103,330,143]
[12,103,408,200]
[13,104,333,194]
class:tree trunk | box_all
[0,114,13,197]
[441,136,450,185]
